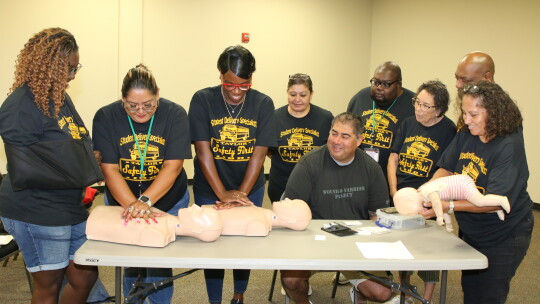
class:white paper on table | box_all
[357,227,389,234]
[0,235,13,245]
[315,234,326,241]
[356,240,414,259]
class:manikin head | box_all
[393,188,424,216]
[272,198,312,230]
[177,205,223,242]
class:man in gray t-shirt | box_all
[281,112,392,304]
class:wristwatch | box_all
[448,200,455,214]
[138,195,152,207]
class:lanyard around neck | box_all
[127,115,155,180]
[370,97,398,131]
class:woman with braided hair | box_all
[0,28,98,303]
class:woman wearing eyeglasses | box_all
[268,73,333,203]
[387,80,456,302]
[188,45,276,304]
[420,81,533,304]
[0,28,98,304]
[92,64,192,303]
[388,80,456,197]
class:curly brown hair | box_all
[10,28,78,117]
[416,80,450,117]
[457,81,522,140]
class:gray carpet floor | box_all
[1,186,539,303]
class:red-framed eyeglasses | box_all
[222,82,252,91]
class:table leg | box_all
[116,267,122,304]
[399,271,407,304]
[439,270,448,304]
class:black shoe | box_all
[230,300,244,304]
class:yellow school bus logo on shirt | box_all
[212,124,256,161]
[120,142,162,182]
[461,162,485,193]
[362,113,393,149]
[278,133,316,163]
[129,143,160,161]
[219,124,250,141]
[287,133,314,147]
[399,141,433,177]
[462,162,479,182]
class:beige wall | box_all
[0,0,538,202]
[370,0,540,202]
[0,0,373,177]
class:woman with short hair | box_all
[387,80,457,302]
[188,45,276,304]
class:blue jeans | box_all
[1,217,87,272]
[461,211,534,304]
[105,189,190,304]
[194,186,264,303]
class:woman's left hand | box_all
[219,190,253,206]
[122,200,163,224]
[418,203,436,219]
[214,201,247,210]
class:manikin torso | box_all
[86,198,312,247]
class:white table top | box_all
[75,219,487,271]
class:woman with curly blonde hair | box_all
[0,28,98,303]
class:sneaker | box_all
[281,284,312,296]
[334,272,349,285]
[382,295,414,304]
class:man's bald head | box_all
[455,52,495,89]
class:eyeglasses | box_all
[69,63,82,74]
[412,98,436,110]
[123,99,158,113]
[222,82,252,91]
[370,78,399,89]
[462,84,480,94]
[289,74,311,80]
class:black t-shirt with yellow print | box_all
[0,84,90,225]
[391,115,457,189]
[268,104,333,202]
[347,87,415,179]
[189,85,276,200]
[93,99,192,212]
[438,128,533,248]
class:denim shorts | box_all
[0,216,87,273]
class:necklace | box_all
[221,87,245,123]
[225,101,242,114]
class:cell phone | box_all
[321,222,357,236]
